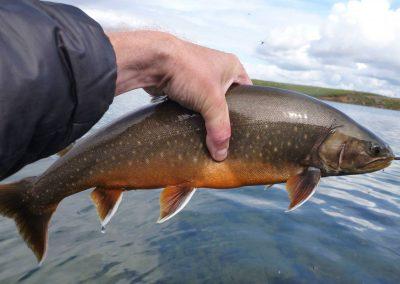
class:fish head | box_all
[319,125,394,175]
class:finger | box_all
[202,96,231,161]
[233,63,253,85]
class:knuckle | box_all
[226,52,239,62]
[213,128,231,144]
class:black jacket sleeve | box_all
[0,0,117,180]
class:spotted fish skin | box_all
[30,85,338,207]
[0,85,394,262]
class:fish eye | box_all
[370,145,381,156]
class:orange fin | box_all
[91,187,124,229]
[286,167,321,212]
[158,185,196,223]
[0,177,58,264]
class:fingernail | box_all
[214,148,228,161]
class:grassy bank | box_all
[252,79,400,111]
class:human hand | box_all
[108,30,252,161]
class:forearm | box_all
[107,30,178,96]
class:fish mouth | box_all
[360,156,394,172]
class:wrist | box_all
[107,30,179,95]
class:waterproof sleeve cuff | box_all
[0,0,116,179]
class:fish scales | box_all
[32,87,329,203]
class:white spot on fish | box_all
[274,147,278,152]
[193,157,198,163]
[145,158,150,164]
[287,112,308,120]
[137,141,142,145]
[304,134,308,140]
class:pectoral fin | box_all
[286,167,321,212]
[91,187,124,229]
[158,185,196,223]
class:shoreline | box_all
[253,79,400,111]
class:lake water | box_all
[1,90,399,283]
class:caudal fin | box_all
[0,178,58,264]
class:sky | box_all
[57,0,400,97]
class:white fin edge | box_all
[101,192,123,228]
[38,244,48,267]
[157,188,197,224]
[285,180,320,213]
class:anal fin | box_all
[158,185,196,223]
[286,167,321,212]
[91,187,124,229]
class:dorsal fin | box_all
[286,167,321,212]
[56,143,75,157]
[158,185,196,223]
[91,188,124,229]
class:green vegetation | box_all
[252,79,400,111]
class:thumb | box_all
[202,97,231,161]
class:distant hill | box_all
[252,79,400,111]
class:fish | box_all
[0,85,396,263]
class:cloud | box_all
[256,0,400,96]
[58,0,400,97]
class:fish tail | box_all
[0,177,58,264]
